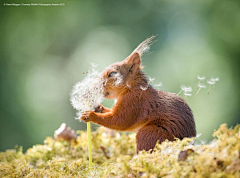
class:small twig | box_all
[100,146,110,159]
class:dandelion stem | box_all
[208,85,211,94]
[86,100,93,170]
[177,90,183,96]
[87,122,93,169]
[195,87,201,95]
[197,81,200,89]
[139,81,150,99]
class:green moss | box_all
[0,124,240,177]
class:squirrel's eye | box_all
[108,72,117,78]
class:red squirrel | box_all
[80,37,196,152]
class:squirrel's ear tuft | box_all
[133,35,156,57]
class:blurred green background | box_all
[1,0,240,151]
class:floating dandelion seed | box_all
[200,140,207,145]
[210,77,219,82]
[139,76,155,98]
[139,77,155,91]
[70,67,105,120]
[178,85,192,100]
[195,84,206,95]
[148,77,155,82]
[198,84,206,88]
[155,83,162,87]
[177,86,184,96]
[184,92,192,97]
[207,80,215,85]
[210,77,219,90]
[183,86,192,93]
[154,82,163,89]
[181,85,192,92]
[90,62,98,68]
[196,133,202,138]
[207,80,215,94]
[183,91,192,100]
[178,85,192,96]
[197,76,206,81]
[140,85,148,91]
[207,77,219,94]
[197,76,206,89]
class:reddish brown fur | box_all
[81,50,196,152]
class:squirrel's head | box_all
[100,52,142,99]
[99,36,156,99]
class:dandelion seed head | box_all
[197,76,206,81]
[70,67,105,120]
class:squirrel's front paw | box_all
[80,111,97,122]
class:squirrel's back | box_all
[126,84,196,139]
[152,89,196,138]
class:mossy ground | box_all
[0,124,240,178]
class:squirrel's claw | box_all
[82,117,90,122]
